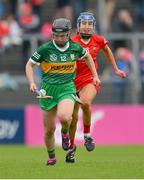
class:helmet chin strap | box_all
[80,33,92,40]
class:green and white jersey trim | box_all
[29,58,40,66]
[71,94,83,104]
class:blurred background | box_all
[0,0,144,146]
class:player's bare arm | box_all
[25,60,38,92]
[102,45,126,78]
[83,53,101,86]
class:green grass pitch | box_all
[0,145,144,179]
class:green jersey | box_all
[30,40,87,84]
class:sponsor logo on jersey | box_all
[41,61,76,74]
[50,54,57,61]
[51,64,74,71]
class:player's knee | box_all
[44,127,56,138]
[58,113,71,122]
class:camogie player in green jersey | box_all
[26,18,100,165]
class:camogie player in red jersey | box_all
[66,12,126,163]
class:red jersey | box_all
[71,33,108,91]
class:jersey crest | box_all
[92,47,96,51]
[70,54,75,60]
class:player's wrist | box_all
[114,67,119,72]
[30,81,35,85]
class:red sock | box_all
[70,139,74,149]
[84,124,90,134]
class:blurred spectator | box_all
[8,0,18,18]
[40,21,52,40]
[0,16,9,52]
[104,0,116,32]
[19,1,40,32]
[0,15,22,53]
[110,47,132,104]
[7,15,22,46]
[55,0,73,22]
[38,21,52,51]
[18,1,40,68]
[111,9,134,49]
[31,0,45,22]
[111,9,134,33]
[131,0,144,31]
[138,50,144,103]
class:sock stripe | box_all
[48,148,55,153]
[47,148,55,158]
[61,127,68,134]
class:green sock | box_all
[47,148,55,158]
[61,127,68,134]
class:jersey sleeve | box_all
[100,36,109,48]
[78,44,88,59]
[29,46,44,65]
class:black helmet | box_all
[52,18,72,34]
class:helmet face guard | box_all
[77,12,96,39]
